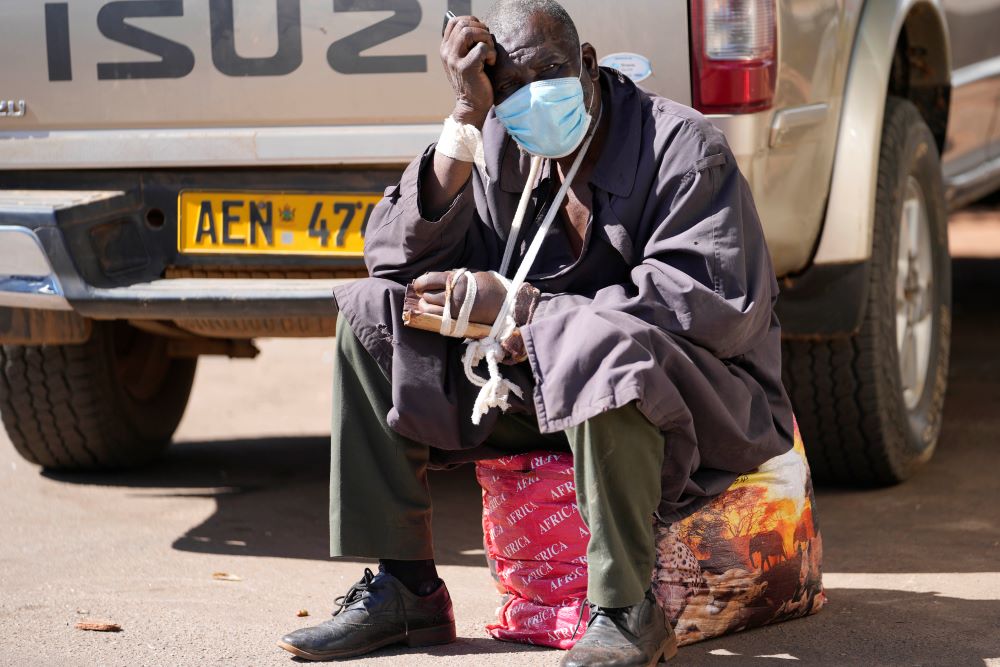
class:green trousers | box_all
[330,320,665,608]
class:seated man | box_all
[280,0,794,665]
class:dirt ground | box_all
[1,208,999,666]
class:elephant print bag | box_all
[478,419,826,649]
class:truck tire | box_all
[782,97,951,486]
[0,322,196,470]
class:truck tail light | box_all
[690,0,777,114]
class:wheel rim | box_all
[896,176,935,411]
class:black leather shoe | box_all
[277,567,456,661]
[560,590,678,667]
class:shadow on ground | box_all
[43,434,487,567]
[287,637,552,663]
[681,588,999,665]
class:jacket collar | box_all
[489,67,642,198]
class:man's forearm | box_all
[421,151,474,219]
[421,107,488,219]
[363,148,475,282]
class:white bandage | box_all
[436,116,486,172]
[439,269,478,339]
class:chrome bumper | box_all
[0,225,72,310]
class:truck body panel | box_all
[0,1,690,168]
[716,0,861,275]
[812,0,951,266]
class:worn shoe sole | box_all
[561,633,679,667]
[276,622,457,661]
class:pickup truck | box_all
[1,1,999,485]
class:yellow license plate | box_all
[178,191,382,256]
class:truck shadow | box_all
[43,435,489,567]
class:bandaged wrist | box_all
[436,115,486,170]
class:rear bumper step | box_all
[74,278,351,319]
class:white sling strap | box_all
[458,105,603,424]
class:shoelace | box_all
[328,568,412,635]
[570,599,634,642]
[570,598,593,640]
[331,567,376,617]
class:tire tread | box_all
[783,97,944,485]
[0,324,195,470]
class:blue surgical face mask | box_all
[494,52,594,159]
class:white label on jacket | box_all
[599,53,653,83]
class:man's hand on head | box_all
[422,15,495,218]
[440,15,496,129]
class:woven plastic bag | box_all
[478,421,825,649]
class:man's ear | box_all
[581,43,599,82]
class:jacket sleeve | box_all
[362,145,480,283]
[524,132,777,362]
